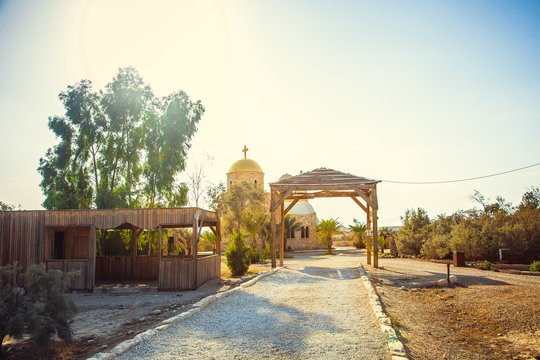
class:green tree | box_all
[205,182,226,211]
[39,67,203,210]
[224,231,252,276]
[220,181,266,235]
[396,208,430,256]
[316,218,343,254]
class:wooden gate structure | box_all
[269,168,381,268]
[0,207,221,291]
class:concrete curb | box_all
[87,267,282,360]
[358,265,408,360]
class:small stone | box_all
[177,293,183,297]
[88,339,94,343]
[138,317,146,322]
[128,330,134,335]
[153,309,161,315]
[399,286,407,291]
[100,344,108,350]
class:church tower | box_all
[226,145,264,189]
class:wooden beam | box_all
[366,205,371,266]
[90,226,96,290]
[158,225,162,259]
[216,213,221,258]
[283,199,299,215]
[270,188,293,212]
[192,213,198,290]
[350,196,368,213]
[270,190,276,268]
[271,183,378,191]
[279,202,285,267]
[372,187,379,269]
[355,187,378,210]
[131,226,136,279]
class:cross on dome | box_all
[242,145,248,159]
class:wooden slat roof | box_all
[0,207,217,229]
[270,168,380,188]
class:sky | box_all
[0,0,539,226]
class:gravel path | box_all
[117,252,391,359]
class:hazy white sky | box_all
[0,0,539,225]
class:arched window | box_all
[229,181,232,185]
[305,227,309,238]
[301,226,305,238]
[290,228,295,238]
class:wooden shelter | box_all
[269,168,381,268]
[0,207,221,291]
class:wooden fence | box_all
[45,259,92,291]
[95,256,159,281]
[158,254,220,291]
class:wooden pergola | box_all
[269,168,381,268]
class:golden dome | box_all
[228,159,263,173]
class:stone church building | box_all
[226,146,324,251]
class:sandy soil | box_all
[363,256,540,360]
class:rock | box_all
[449,275,459,284]
[128,330,134,335]
[153,309,161,315]
[138,317,146,322]
[399,286,407,291]
[100,345,108,350]
[437,279,448,287]
[88,339,95,343]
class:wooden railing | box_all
[158,254,220,291]
[95,256,159,281]
[45,259,92,291]
[197,254,220,287]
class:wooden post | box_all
[366,205,372,265]
[216,212,222,278]
[89,226,96,291]
[192,213,198,290]
[270,190,276,268]
[131,226,136,280]
[158,225,162,259]
[279,202,285,267]
[372,188,379,269]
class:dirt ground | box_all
[2,261,270,359]
[363,257,540,360]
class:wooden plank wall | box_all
[196,254,220,287]
[95,256,159,281]
[158,258,196,290]
[0,211,46,272]
[45,259,92,290]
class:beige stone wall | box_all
[286,213,325,251]
[226,171,264,189]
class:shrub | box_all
[530,261,540,272]
[483,260,493,271]
[353,238,365,249]
[0,263,76,354]
[225,231,252,276]
[421,234,452,259]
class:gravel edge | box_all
[87,268,282,360]
[358,265,408,360]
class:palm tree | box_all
[349,222,367,248]
[242,212,268,250]
[200,231,217,253]
[316,218,343,254]
[283,215,300,251]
